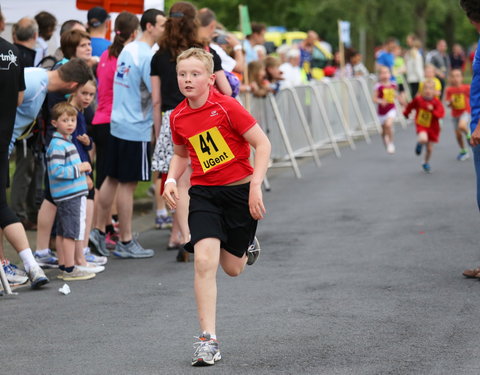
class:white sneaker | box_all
[76,263,105,274]
[3,262,28,286]
[84,248,108,265]
[387,143,395,154]
[26,265,49,289]
[62,267,96,281]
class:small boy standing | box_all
[445,68,471,160]
[404,79,445,173]
[374,65,397,154]
[46,102,95,281]
[163,48,271,366]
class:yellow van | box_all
[283,31,307,46]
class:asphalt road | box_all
[3,123,480,375]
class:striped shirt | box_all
[46,131,88,202]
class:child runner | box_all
[419,64,442,98]
[163,48,271,366]
[374,65,397,154]
[69,80,107,272]
[445,68,471,160]
[404,79,445,173]
[46,102,95,281]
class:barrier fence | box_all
[242,76,405,179]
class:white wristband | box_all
[233,44,242,52]
[165,178,177,185]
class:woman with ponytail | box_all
[91,11,139,252]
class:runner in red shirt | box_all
[404,79,445,173]
[163,48,271,366]
[445,68,471,160]
[373,65,397,154]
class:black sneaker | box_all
[247,236,261,266]
[192,333,221,366]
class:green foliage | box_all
[162,0,478,50]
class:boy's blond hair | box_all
[51,102,77,121]
[176,47,214,74]
[422,79,436,91]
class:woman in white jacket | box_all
[405,34,424,97]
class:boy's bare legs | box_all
[117,181,137,242]
[456,126,466,150]
[219,250,247,277]
[194,238,221,335]
[425,142,433,164]
[35,199,56,250]
[61,236,75,269]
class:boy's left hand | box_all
[427,104,434,111]
[77,134,91,146]
[249,184,266,220]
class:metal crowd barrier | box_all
[242,76,390,179]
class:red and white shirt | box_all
[171,88,257,186]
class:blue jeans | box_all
[474,145,480,211]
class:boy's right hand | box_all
[78,162,92,173]
[163,182,179,210]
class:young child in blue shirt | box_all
[46,102,95,281]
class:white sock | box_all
[19,248,37,271]
[210,334,217,340]
[35,248,50,256]
[83,247,90,255]
[156,209,167,217]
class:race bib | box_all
[189,127,235,173]
[417,109,432,128]
[382,88,395,104]
[451,93,466,110]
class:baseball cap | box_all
[87,6,110,27]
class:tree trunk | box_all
[414,0,428,47]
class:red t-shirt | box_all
[171,88,257,186]
[445,84,471,117]
[375,82,397,115]
[404,96,445,142]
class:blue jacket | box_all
[471,36,480,133]
[46,131,88,202]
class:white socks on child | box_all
[156,209,168,217]
[18,248,37,272]
[35,248,50,257]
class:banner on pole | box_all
[239,5,252,36]
[338,20,351,47]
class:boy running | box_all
[404,79,445,173]
[163,48,271,366]
[445,68,471,160]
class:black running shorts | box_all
[185,183,257,258]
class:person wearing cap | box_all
[87,6,111,57]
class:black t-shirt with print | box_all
[150,47,222,112]
[0,37,25,149]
